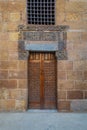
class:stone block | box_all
[0,41,8,50]
[73,60,85,71]
[66,21,84,30]
[56,13,65,25]
[0,13,2,22]
[18,61,27,70]
[75,81,87,90]
[64,61,73,70]
[78,50,87,60]
[18,79,27,88]
[67,32,81,42]
[9,32,19,41]
[8,51,18,60]
[2,23,8,32]
[58,61,65,71]
[58,101,70,112]
[9,70,27,79]
[0,80,17,89]
[66,13,81,22]
[65,1,87,12]
[0,24,2,32]
[8,80,17,89]
[0,33,9,41]
[15,100,26,111]
[2,12,9,22]
[0,80,8,88]
[67,91,83,99]
[0,70,8,79]
[8,61,18,69]
[6,100,15,111]
[0,88,9,99]
[73,43,87,51]
[67,42,73,51]
[85,91,87,99]
[0,2,9,12]
[58,71,67,80]
[0,100,8,111]
[9,90,17,99]
[0,61,8,69]
[10,13,20,22]
[71,100,87,112]
[58,80,74,90]
[67,71,83,80]
[0,51,8,60]
[84,71,87,80]
[83,13,87,21]
[8,42,18,51]
[16,90,27,100]
[7,23,18,31]
[56,0,65,12]
[58,91,67,100]
[8,1,25,12]
[82,32,87,42]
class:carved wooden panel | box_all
[28,52,57,109]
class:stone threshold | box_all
[27,109,57,113]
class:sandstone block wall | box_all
[0,0,27,111]
[0,0,87,112]
[56,0,87,112]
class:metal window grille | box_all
[27,0,55,25]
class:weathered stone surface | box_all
[67,71,83,80]
[0,70,8,79]
[58,101,70,112]
[9,70,27,79]
[75,81,87,90]
[10,13,20,22]
[67,91,83,99]
[58,71,67,80]
[73,60,86,71]
[58,91,67,100]
[65,1,87,12]
[18,79,27,88]
[66,13,81,22]
[58,80,74,90]
[8,51,18,60]
[58,61,73,71]
[18,61,27,70]
[15,100,26,111]
[8,42,18,51]
[9,32,19,41]
[71,100,87,112]
[0,80,17,89]
[0,88,9,99]
[84,71,87,80]
[0,13,2,22]
[0,0,87,112]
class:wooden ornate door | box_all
[28,52,57,109]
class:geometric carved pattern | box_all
[18,25,68,60]
[18,25,69,32]
[23,32,58,41]
[57,50,67,60]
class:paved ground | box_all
[0,110,87,130]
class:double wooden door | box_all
[28,52,57,109]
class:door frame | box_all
[27,51,58,110]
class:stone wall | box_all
[0,0,87,112]
[57,0,87,112]
[0,0,27,111]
